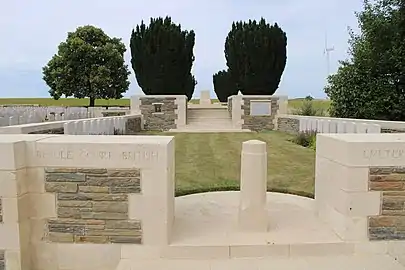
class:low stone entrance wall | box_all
[0,134,174,270]
[130,95,187,131]
[229,95,288,131]
[316,133,405,264]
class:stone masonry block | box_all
[0,199,2,223]
[44,167,142,244]
[140,98,177,131]
[241,97,280,131]
[0,250,4,270]
[368,166,405,240]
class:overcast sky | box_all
[0,0,363,98]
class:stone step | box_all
[187,113,230,119]
[185,123,234,129]
[170,129,251,133]
[117,255,405,270]
[187,109,230,118]
[187,117,232,123]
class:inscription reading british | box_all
[363,149,405,159]
[35,148,159,163]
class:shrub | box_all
[292,131,317,148]
[294,100,325,116]
[308,134,317,150]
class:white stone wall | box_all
[0,134,175,270]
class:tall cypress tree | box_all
[213,70,238,102]
[130,17,196,100]
[225,18,287,95]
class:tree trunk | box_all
[89,97,95,107]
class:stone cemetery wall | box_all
[0,134,174,270]
[227,96,232,117]
[0,106,91,127]
[277,116,299,134]
[278,116,381,134]
[242,96,279,131]
[229,95,288,131]
[368,166,405,240]
[0,114,142,135]
[0,106,130,128]
[315,133,405,263]
[44,167,142,244]
[101,110,128,117]
[276,115,405,134]
[0,251,4,270]
[131,95,187,131]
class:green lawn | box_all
[0,97,330,112]
[142,131,316,197]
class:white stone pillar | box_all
[231,95,243,129]
[238,140,268,232]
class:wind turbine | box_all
[324,32,335,76]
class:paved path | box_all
[118,255,405,270]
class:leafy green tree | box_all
[304,95,314,101]
[212,70,238,102]
[325,0,405,120]
[225,18,287,95]
[43,25,130,107]
[130,16,196,100]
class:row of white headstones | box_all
[299,118,382,133]
[64,117,127,135]
[0,106,126,127]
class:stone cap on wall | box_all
[0,134,174,170]
[317,133,405,167]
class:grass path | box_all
[143,131,315,197]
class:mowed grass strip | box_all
[0,98,130,107]
[0,97,330,113]
[142,131,315,197]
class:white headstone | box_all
[329,121,337,133]
[299,119,306,132]
[345,122,356,133]
[317,120,324,133]
[337,121,346,133]
[322,120,331,133]
[356,123,368,133]
[310,119,317,132]
[200,90,211,105]
[367,124,381,133]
